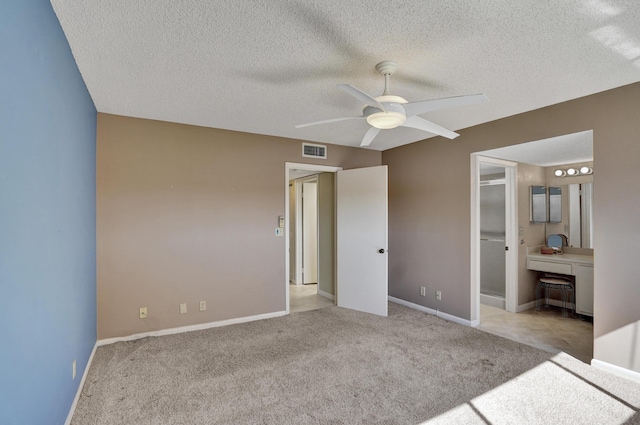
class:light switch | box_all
[275,228,283,236]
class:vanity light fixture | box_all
[554,166,594,177]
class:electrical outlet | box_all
[139,307,147,319]
[180,303,187,314]
[199,300,206,311]
[72,359,76,380]
[436,290,442,301]
[419,286,426,297]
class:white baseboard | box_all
[318,289,335,301]
[388,296,475,327]
[389,296,437,315]
[591,359,640,383]
[516,299,576,313]
[64,342,98,425]
[480,293,505,309]
[97,310,288,346]
[516,301,536,312]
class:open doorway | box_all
[285,162,390,317]
[284,162,389,316]
[285,163,341,314]
[470,130,594,364]
[289,172,335,313]
[471,155,518,322]
[479,163,508,310]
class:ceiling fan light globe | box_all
[375,94,408,104]
[367,112,406,129]
[365,97,408,129]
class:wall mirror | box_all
[530,185,547,223]
[548,186,562,223]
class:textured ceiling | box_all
[50,0,640,151]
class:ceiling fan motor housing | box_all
[364,95,408,129]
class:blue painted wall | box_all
[0,1,97,424]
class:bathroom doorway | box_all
[470,130,594,363]
[479,163,507,310]
[470,155,518,323]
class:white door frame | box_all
[470,155,518,324]
[294,175,319,286]
[285,162,342,314]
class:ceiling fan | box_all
[295,60,488,147]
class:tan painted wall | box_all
[517,163,546,306]
[317,173,335,297]
[97,113,380,339]
[383,82,640,373]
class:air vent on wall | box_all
[302,143,327,159]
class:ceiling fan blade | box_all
[338,84,386,112]
[295,116,364,128]
[401,116,459,140]
[360,127,381,147]
[403,94,488,117]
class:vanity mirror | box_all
[530,186,547,223]
[530,181,593,248]
[549,186,562,223]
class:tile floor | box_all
[289,283,334,313]
[476,303,594,364]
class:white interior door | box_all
[336,165,388,316]
[302,181,318,284]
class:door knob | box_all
[378,249,386,254]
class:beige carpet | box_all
[71,303,640,424]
